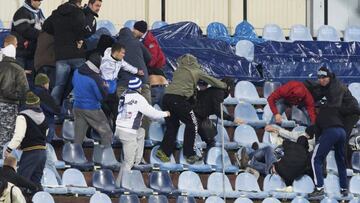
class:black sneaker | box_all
[341,188,348,197]
[186,155,202,164]
[239,148,249,169]
[308,187,324,198]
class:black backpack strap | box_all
[10,185,14,203]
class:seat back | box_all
[234,102,260,122]
[317,25,340,41]
[263,174,286,192]
[118,194,140,203]
[62,119,75,141]
[2,142,22,160]
[349,83,360,103]
[92,169,116,189]
[234,124,259,147]
[148,195,169,203]
[263,81,281,99]
[178,171,205,192]
[320,197,338,203]
[215,125,231,143]
[121,170,149,191]
[235,81,261,100]
[176,196,196,203]
[235,40,254,61]
[62,168,87,187]
[149,122,165,142]
[205,196,224,203]
[93,145,119,166]
[32,191,55,203]
[46,143,60,162]
[207,172,234,193]
[326,151,338,173]
[291,107,310,126]
[292,175,314,194]
[235,172,261,192]
[152,21,168,30]
[352,151,360,172]
[289,24,313,41]
[149,171,176,192]
[62,143,88,164]
[97,20,117,36]
[262,198,281,203]
[207,22,229,38]
[324,174,341,195]
[344,26,360,42]
[291,196,310,203]
[262,24,285,41]
[42,167,61,186]
[90,192,112,203]
[206,147,233,168]
[349,175,360,195]
[124,20,136,29]
[235,197,253,203]
[150,145,177,164]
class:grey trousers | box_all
[0,102,18,152]
[115,127,145,186]
[73,108,112,147]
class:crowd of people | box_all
[0,0,359,201]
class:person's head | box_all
[88,52,102,68]
[97,34,115,56]
[111,43,126,60]
[26,0,42,9]
[34,73,50,90]
[133,20,148,38]
[4,155,17,170]
[128,77,142,91]
[317,66,331,87]
[69,0,82,7]
[3,35,17,48]
[222,77,235,97]
[88,0,102,14]
[25,91,40,107]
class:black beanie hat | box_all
[134,20,148,33]
[317,66,331,78]
[88,53,102,68]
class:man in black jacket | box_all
[43,0,87,106]
[83,0,102,38]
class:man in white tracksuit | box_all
[115,77,170,185]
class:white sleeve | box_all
[122,60,139,74]
[8,115,27,151]
[13,186,26,203]
[137,95,168,119]
[278,128,305,142]
[100,60,112,80]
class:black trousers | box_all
[343,114,359,166]
[160,94,198,157]
[18,149,46,185]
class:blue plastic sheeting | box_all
[153,22,261,81]
[207,22,238,46]
[255,41,360,83]
[0,29,10,48]
[234,21,265,44]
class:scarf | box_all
[1,45,16,58]
[23,1,45,30]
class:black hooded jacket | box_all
[83,6,98,38]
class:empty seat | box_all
[324,174,341,198]
[149,171,179,195]
[205,196,224,203]
[97,20,117,36]
[262,104,296,128]
[262,198,281,203]
[353,151,360,172]
[179,149,213,173]
[263,81,281,99]
[178,171,211,197]
[320,197,338,203]
[92,169,123,195]
[150,145,184,171]
[292,175,314,194]
[263,174,296,199]
[62,119,75,141]
[349,83,360,103]
[119,194,140,203]
[92,145,120,170]
[62,143,94,171]
[177,124,206,149]
[317,25,340,42]
[234,81,267,105]
[349,175,360,195]
[235,197,253,203]
[235,40,254,61]
[207,172,240,198]
[124,20,136,29]
[148,195,169,203]
[206,147,239,173]
[152,21,168,30]
[145,121,165,147]
[235,172,267,199]
[214,125,238,149]
[121,170,153,195]
[176,196,196,203]
[41,168,68,194]
[234,124,259,147]
[90,192,112,203]
[32,191,55,203]
[62,168,96,195]
[344,26,360,42]
[291,197,310,203]
[46,143,65,169]
[234,102,266,128]
[289,25,313,41]
[262,24,286,42]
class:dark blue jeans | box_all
[249,146,277,175]
[18,149,46,185]
[151,85,165,107]
[51,58,85,105]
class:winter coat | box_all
[34,31,55,71]
[142,31,166,68]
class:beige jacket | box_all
[0,183,26,203]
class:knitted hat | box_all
[34,73,49,86]
[88,52,102,68]
[25,91,40,105]
[317,66,331,78]
[128,77,142,90]
[133,20,148,33]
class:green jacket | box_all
[165,54,227,98]
[0,56,29,104]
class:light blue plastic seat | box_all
[235,81,267,105]
[152,21,168,30]
[234,124,259,147]
[324,174,341,199]
[235,40,254,61]
[234,102,267,128]
[292,175,314,195]
[223,94,239,105]
[317,25,340,42]
[263,81,281,99]
[145,121,165,147]
[350,175,360,195]
[153,104,166,124]
[262,197,282,203]
[263,104,296,128]
[32,191,55,203]
[262,24,286,42]
[62,119,75,141]
[350,198,360,203]
[235,197,253,203]
[90,192,112,203]
[235,172,267,199]
[206,147,239,173]
[148,195,169,203]
[326,151,338,174]
[344,26,360,42]
[289,24,313,41]
[92,169,123,195]
[178,171,211,197]
[205,196,225,203]
[62,143,94,171]
[62,168,96,195]
[121,170,153,195]
[176,123,206,149]
[0,159,3,167]
[291,107,310,126]
[46,143,66,169]
[207,172,240,198]
[320,197,338,203]
[353,151,360,172]
[149,170,180,195]
[176,196,196,203]
[41,168,68,194]
[124,20,136,29]
[179,149,213,173]
[2,142,22,161]
[118,194,140,203]
[214,125,239,149]
[291,196,310,203]
[263,174,296,199]
[150,145,184,171]
[349,83,360,104]
[92,145,120,170]
[97,20,117,36]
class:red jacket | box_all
[267,81,316,124]
[143,31,166,68]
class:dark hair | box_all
[88,0,102,4]
[69,0,82,4]
[111,43,125,54]
[0,179,8,196]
